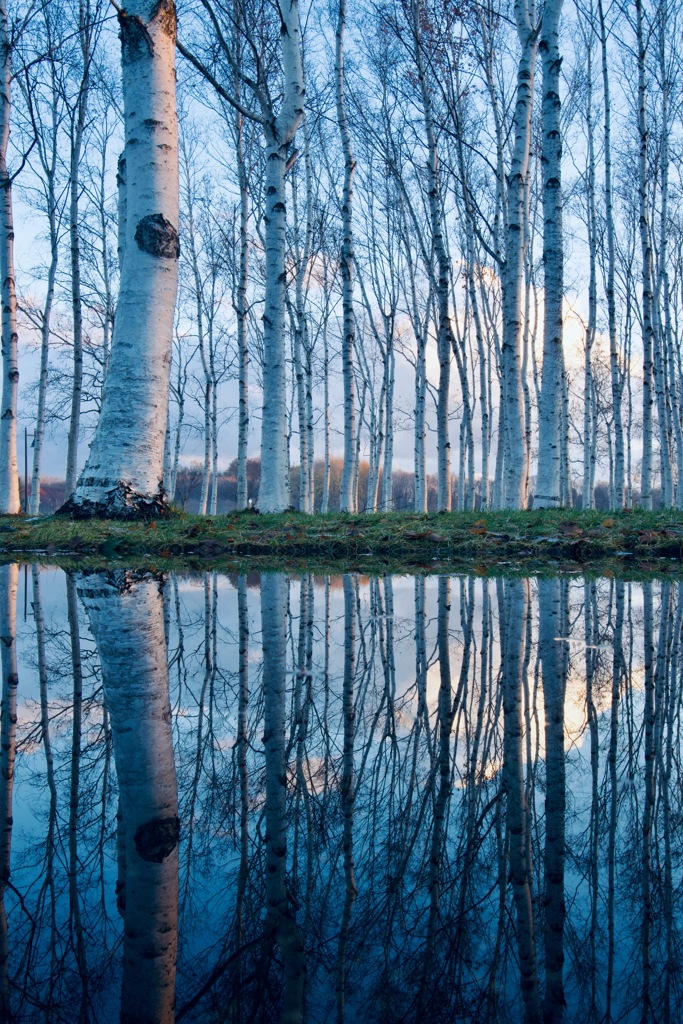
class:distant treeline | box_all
[30,461,641,516]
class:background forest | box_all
[2,0,682,514]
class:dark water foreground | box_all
[0,565,681,1023]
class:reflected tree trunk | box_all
[538,578,567,1022]
[261,573,305,1022]
[77,571,179,1024]
[503,578,540,1023]
[66,575,89,1019]
[335,574,356,1023]
[0,564,17,1016]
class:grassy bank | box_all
[1,508,683,574]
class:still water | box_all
[0,565,680,1023]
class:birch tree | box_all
[61,0,179,517]
[0,0,22,513]
[336,0,356,512]
[178,0,304,512]
[534,0,565,508]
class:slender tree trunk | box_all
[412,0,452,509]
[582,26,597,510]
[335,574,356,1019]
[31,203,58,515]
[503,577,541,1022]
[336,0,356,512]
[635,0,654,509]
[502,2,537,509]
[539,578,567,1021]
[0,564,17,1015]
[234,69,249,510]
[0,3,19,515]
[261,573,305,1019]
[597,0,624,507]
[321,255,331,514]
[65,5,92,497]
[61,1,179,517]
[535,0,565,509]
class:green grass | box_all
[1,507,683,576]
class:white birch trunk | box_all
[65,50,90,498]
[597,0,624,506]
[30,191,58,515]
[381,342,394,511]
[501,1,537,510]
[582,28,597,510]
[412,0,452,510]
[61,1,179,518]
[321,255,331,514]
[635,0,654,509]
[235,105,249,511]
[257,3,304,512]
[77,571,178,1023]
[336,0,356,512]
[535,0,565,509]
[0,2,19,514]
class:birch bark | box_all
[635,0,654,509]
[65,3,93,497]
[501,0,537,509]
[61,1,179,518]
[0,2,19,514]
[535,0,565,509]
[336,0,356,512]
[234,101,249,510]
[412,0,452,509]
[597,0,624,506]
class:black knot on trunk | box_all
[134,815,180,863]
[135,213,180,259]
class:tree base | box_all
[56,482,170,521]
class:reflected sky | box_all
[1,566,680,1023]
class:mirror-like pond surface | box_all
[0,566,681,1022]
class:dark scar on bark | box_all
[135,214,180,259]
[119,12,153,64]
[134,816,180,863]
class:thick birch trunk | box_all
[0,3,19,515]
[61,1,179,518]
[336,0,356,512]
[77,571,178,1023]
[535,0,565,509]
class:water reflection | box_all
[2,567,683,1022]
